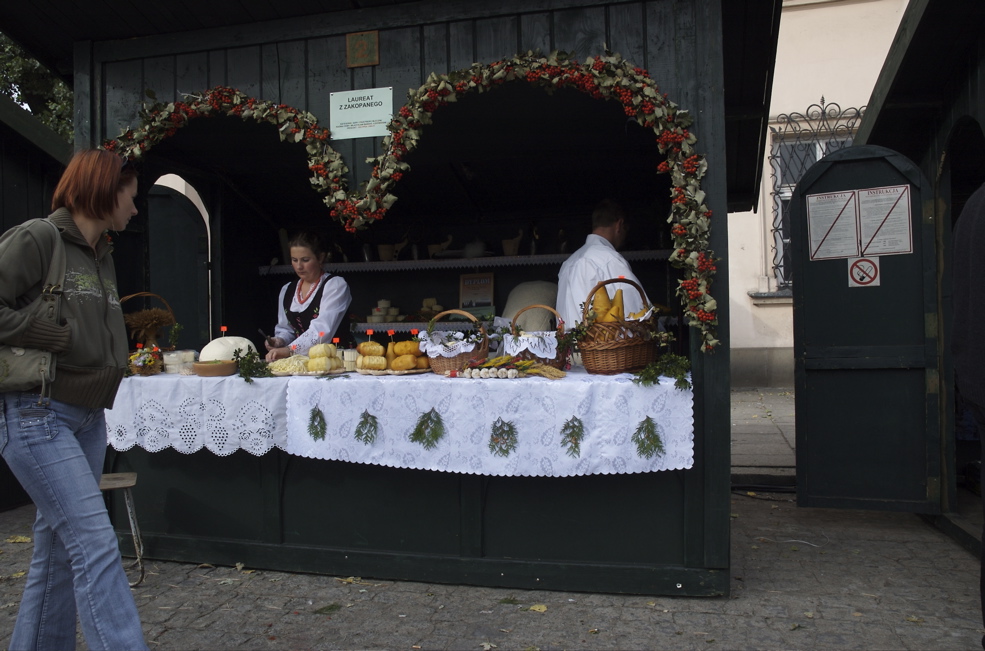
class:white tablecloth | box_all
[106,374,289,456]
[106,368,693,477]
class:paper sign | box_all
[807,184,913,261]
[859,185,912,256]
[807,191,860,260]
[848,257,880,287]
[330,87,392,140]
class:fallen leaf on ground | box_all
[235,562,245,571]
[217,579,237,585]
[6,536,31,544]
[11,571,26,578]
[905,615,924,623]
[315,604,342,615]
[803,612,814,619]
[480,643,497,650]
[852,612,862,617]
[528,604,547,613]
[790,623,801,631]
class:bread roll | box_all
[385,341,397,368]
[356,354,387,370]
[357,341,384,356]
[394,340,422,357]
[309,343,337,359]
[391,354,417,371]
[416,355,431,369]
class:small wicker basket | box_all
[425,309,490,374]
[508,304,568,370]
[578,278,659,375]
[121,292,176,351]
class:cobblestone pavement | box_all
[1,489,981,650]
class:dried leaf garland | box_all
[308,407,327,441]
[632,417,665,459]
[409,408,445,450]
[355,410,379,445]
[560,416,585,458]
[488,418,518,457]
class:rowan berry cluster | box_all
[692,308,716,323]
[696,252,716,273]
[681,278,703,300]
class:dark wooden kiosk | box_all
[0,0,780,595]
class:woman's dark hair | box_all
[52,149,138,218]
[288,231,327,260]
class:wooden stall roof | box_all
[856,0,985,162]
[0,1,778,214]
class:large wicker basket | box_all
[509,304,568,370]
[578,278,658,375]
[121,292,176,351]
[425,309,490,374]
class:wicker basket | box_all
[425,309,490,374]
[509,304,568,370]
[578,278,658,375]
[121,292,176,351]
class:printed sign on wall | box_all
[807,184,912,261]
[330,87,392,140]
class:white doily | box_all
[417,330,484,358]
[503,332,560,359]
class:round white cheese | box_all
[199,336,257,361]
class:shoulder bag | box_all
[0,218,66,403]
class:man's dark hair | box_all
[591,199,627,230]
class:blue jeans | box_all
[0,392,147,651]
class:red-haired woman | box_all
[0,149,147,649]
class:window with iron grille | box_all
[768,100,862,289]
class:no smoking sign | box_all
[848,257,880,287]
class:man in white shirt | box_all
[556,199,646,331]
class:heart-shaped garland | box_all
[103,50,719,351]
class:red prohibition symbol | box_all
[850,258,878,285]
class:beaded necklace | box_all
[296,274,323,304]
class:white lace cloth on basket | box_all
[502,332,559,359]
[417,330,483,358]
[286,367,693,477]
[106,374,288,456]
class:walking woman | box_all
[0,149,147,650]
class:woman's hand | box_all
[264,336,287,352]
[265,346,291,362]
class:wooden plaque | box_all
[346,31,379,68]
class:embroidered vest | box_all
[282,275,332,339]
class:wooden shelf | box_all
[258,249,671,275]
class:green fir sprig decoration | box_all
[488,418,519,457]
[633,353,692,391]
[560,416,585,457]
[308,407,327,441]
[233,348,273,383]
[632,417,665,459]
[167,322,183,349]
[355,410,379,445]
[409,408,445,450]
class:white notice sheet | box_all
[807,191,860,260]
[859,184,912,256]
